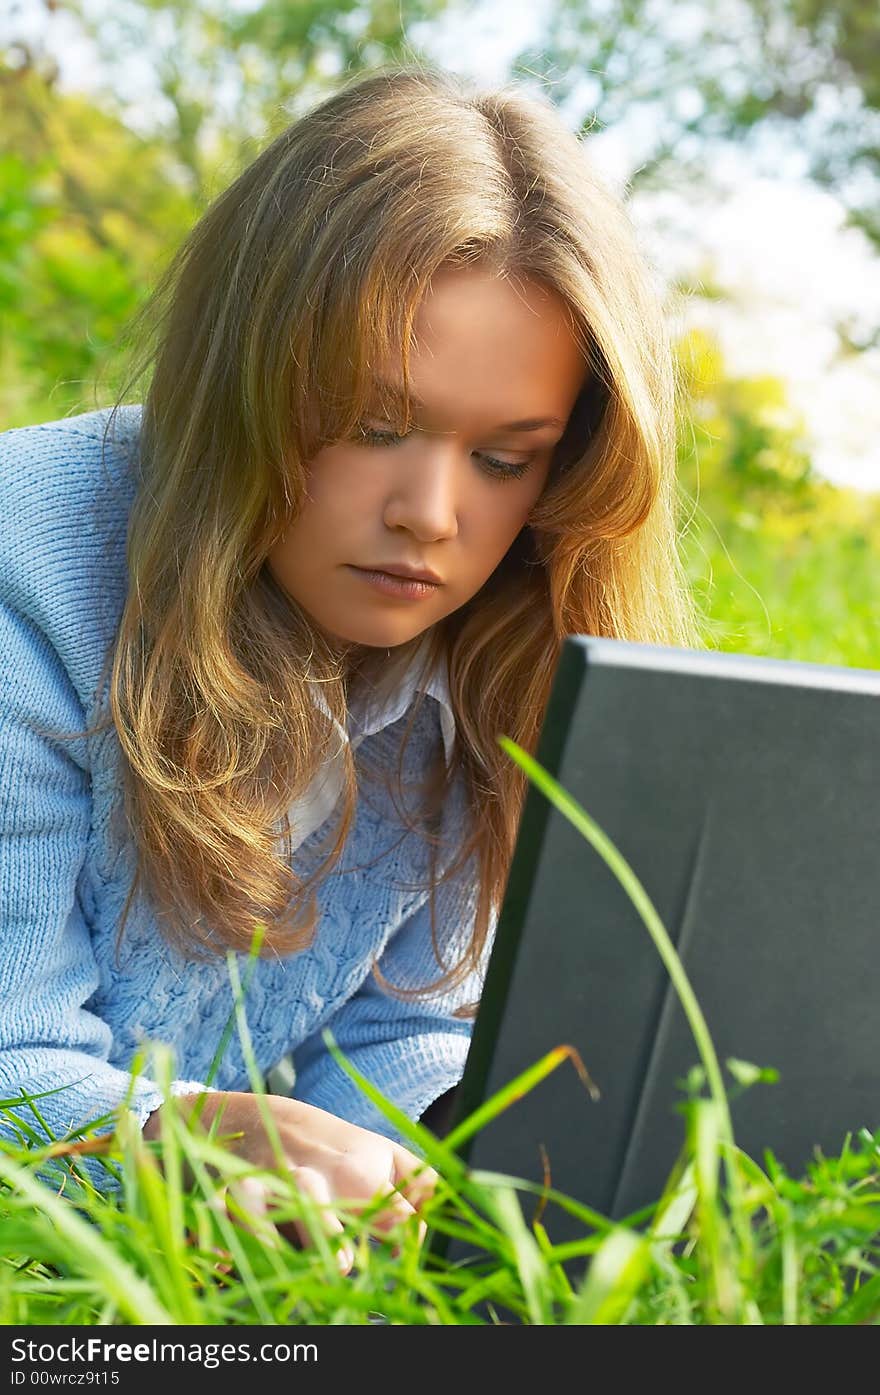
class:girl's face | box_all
[268,263,587,654]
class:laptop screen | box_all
[445,638,880,1243]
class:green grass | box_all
[2,742,878,1325]
[682,512,880,671]
[674,326,880,673]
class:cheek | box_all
[303,448,378,518]
[529,458,554,503]
[500,473,549,532]
[475,499,537,569]
[513,466,551,530]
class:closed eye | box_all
[351,424,535,481]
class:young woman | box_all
[0,62,700,1267]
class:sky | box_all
[5,0,880,493]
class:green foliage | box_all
[2,1042,879,1325]
[0,62,200,427]
[0,151,54,315]
[793,0,880,110]
[59,0,454,199]
[675,328,880,670]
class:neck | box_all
[346,633,428,701]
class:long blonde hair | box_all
[64,62,702,1012]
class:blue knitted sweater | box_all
[0,407,491,1188]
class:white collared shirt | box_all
[289,633,455,850]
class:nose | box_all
[382,437,460,542]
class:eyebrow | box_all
[373,379,566,433]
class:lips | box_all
[348,566,441,600]
[358,564,442,585]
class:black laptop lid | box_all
[448,638,880,1237]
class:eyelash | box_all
[352,425,534,481]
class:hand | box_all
[143,1090,438,1273]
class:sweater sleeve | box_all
[0,523,213,1198]
[291,856,495,1147]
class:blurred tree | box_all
[0,55,198,425]
[10,2,880,241]
[53,0,455,201]
[0,0,455,423]
[510,0,880,257]
[1,15,876,663]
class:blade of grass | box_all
[115,1109,202,1323]
[476,1184,555,1324]
[0,1152,173,1323]
[566,1227,652,1324]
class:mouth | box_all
[356,563,443,585]
[347,566,441,599]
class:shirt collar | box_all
[313,632,456,766]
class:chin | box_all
[323,622,428,651]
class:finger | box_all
[226,1175,281,1249]
[348,1186,428,1261]
[360,1186,419,1239]
[390,1143,439,1211]
[289,1165,354,1274]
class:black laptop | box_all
[432,637,880,1250]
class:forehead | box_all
[371,375,567,432]
[374,267,588,428]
